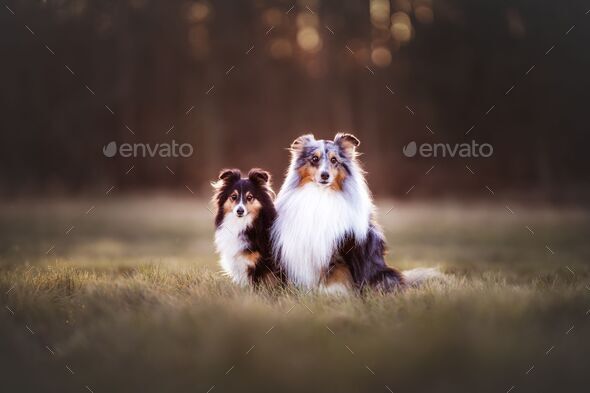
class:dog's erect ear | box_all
[212,169,241,190]
[334,133,360,156]
[248,168,271,185]
[290,134,315,153]
[218,169,241,181]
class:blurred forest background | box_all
[1,0,589,200]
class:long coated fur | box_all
[271,133,407,292]
[212,168,282,287]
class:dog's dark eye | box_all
[246,195,254,202]
[311,156,319,163]
[230,194,238,201]
[330,157,338,164]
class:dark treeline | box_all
[1,0,589,200]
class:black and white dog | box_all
[271,133,438,294]
[212,168,282,287]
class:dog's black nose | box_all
[320,171,329,180]
[236,207,244,216]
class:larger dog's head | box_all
[212,168,275,227]
[289,133,360,190]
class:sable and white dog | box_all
[271,133,439,294]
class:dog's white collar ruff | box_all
[272,175,373,288]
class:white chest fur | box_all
[214,214,254,286]
[272,182,372,288]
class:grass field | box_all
[1,196,589,393]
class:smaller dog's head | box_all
[289,133,360,190]
[212,168,275,227]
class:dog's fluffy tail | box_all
[402,267,444,288]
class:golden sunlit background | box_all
[1,0,589,199]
